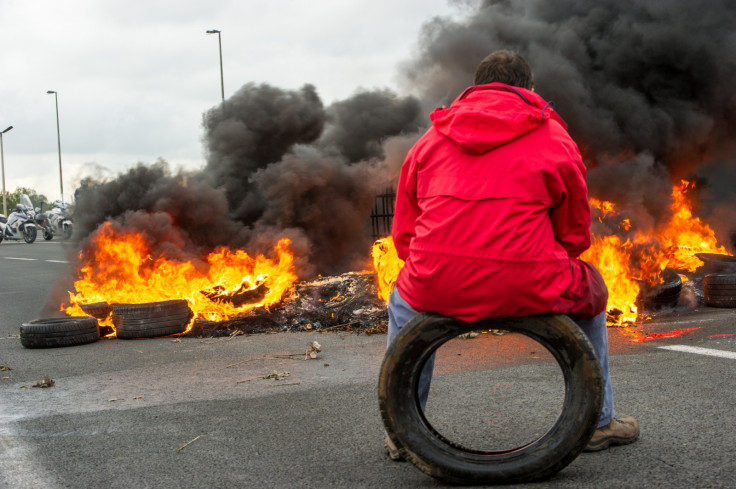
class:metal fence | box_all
[370,188,396,241]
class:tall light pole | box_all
[206,29,225,102]
[46,90,64,204]
[0,125,13,216]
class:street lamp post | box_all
[206,29,225,102]
[0,125,13,216]
[46,90,64,204]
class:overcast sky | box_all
[0,0,462,204]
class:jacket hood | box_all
[430,83,566,155]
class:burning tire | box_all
[378,313,603,485]
[80,302,111,319]
[638,268,682,309]
[703,273,736,308]
[20,317,100,348]
[111,300,192,339]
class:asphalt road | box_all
[1,239,735,488]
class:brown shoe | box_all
[584,416,640,452]
[383,437,406,462]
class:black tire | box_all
[43,228,54,240]
[704,274,736,308]
[80,302,111,319]
[116,321,189,339]
[22,225,37,244]
[639,268,682,309]
[20,317,99,348]
[63,224,73,240]
[378,313,603,485]
[111,300,192,339]
[110,299,190,318]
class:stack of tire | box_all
[111,300,192,339]
[19,299,193,348]
[703,274,736,308]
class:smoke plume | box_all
[71,0,736,288]
[401,0,736,247]
[72,83,421,279]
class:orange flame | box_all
[656,180,729,271]
[371,236,404,303]
[373,181,732,326]
[64,221,297,332]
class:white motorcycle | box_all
[0,194,37,244]
[37,200,73,240]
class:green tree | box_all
[3,187,49,213]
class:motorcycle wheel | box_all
[43,227,54,240]
[63,224,73,240]
[23,226,37,244]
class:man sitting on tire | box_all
[384,49,639,460]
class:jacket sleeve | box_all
[549,144,591,258]
[391,145,421,261]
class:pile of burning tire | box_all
[20,300,192,349]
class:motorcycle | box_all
[34,202,54,241]
[38,200,73,240]
[0,194,37,244]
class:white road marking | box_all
[1,257,68,263]
[659,345,736,360]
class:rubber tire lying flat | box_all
[20,317,100,348]
[110,300,190,318]
[111,300,192,339]
[703,273,736,308]
[378,313,603,485]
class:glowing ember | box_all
[64,222,297,332]
[619,326,700,343]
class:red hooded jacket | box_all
[392,82,607,322]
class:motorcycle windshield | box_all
[20,194,33,211]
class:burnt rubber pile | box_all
[19,300,192,349]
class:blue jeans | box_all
[387,288,615,428]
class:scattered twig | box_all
[177,435,203,452]
[201,330,245,344]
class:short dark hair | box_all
[473,50,534,89]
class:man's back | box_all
[393,83,600,321]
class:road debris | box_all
[306,340,321,359]
[19,376,54,389]
[177,435,203,452]
[237,370,291,384]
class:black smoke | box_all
[71,83,421,279]
[72,0,736,287]
[401,0,736,249]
